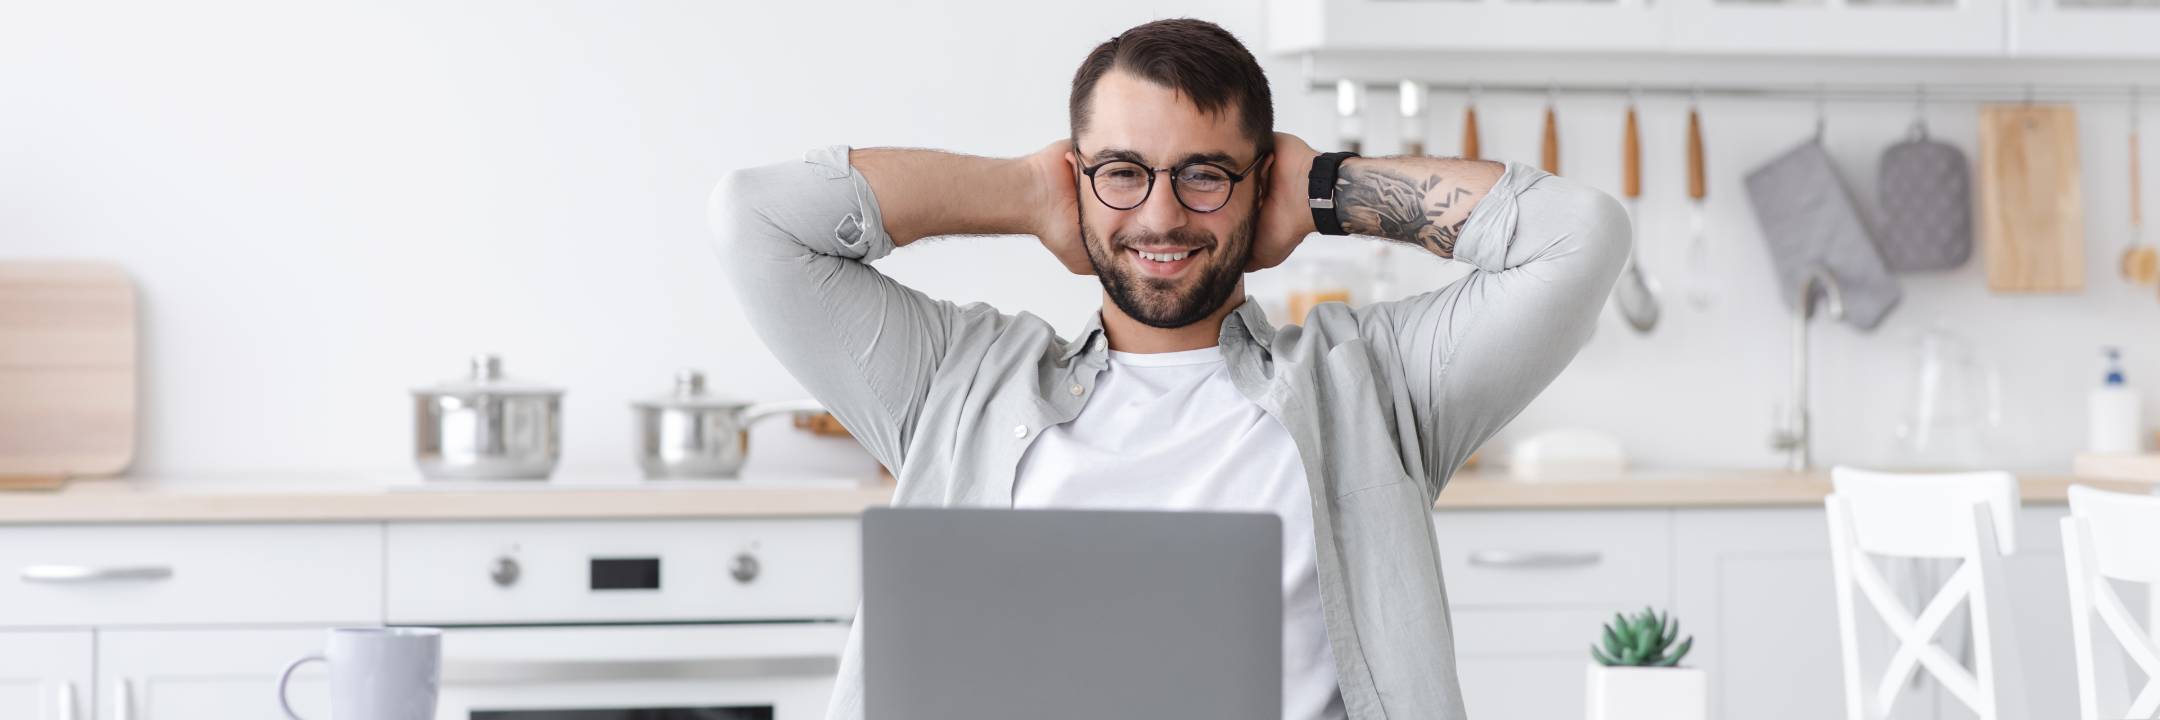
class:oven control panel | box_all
[385,518,858,625]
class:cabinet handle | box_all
[19,565,173,583]
[1467,550,1602,568]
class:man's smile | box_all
[1124,243,1210,278]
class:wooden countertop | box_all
[0,473,897,524]
[0,470,2147,524]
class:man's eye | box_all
[1179,169,1230,189]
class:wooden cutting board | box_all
[1979,104,2085,293]
[0,261,137,487]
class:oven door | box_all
[435,622,848,720]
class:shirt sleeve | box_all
[1351,162,1632,498]
[706,145,957,472]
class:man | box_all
[710,18,1628,720]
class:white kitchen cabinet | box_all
[2003,506,2079,720]
[1672,507,1859,720]
[0,630,91,720]
[2009,0,2160,57]
[1452,607,1625,719]
[96,628,333,720]
[1435,509,1672,719]
[1268,0,1666,55]
[0,524,382,627]
[1673,506,2082,720]
[1662,0,2005,56]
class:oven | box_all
[385,517,858,720]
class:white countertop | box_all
[0,469,2144,524]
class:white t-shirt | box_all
[1011,345,1347,720]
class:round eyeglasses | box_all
[1075,146,1270,214]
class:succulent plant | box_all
[1591,606,1693,667]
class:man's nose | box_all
[1133,173,1193,236]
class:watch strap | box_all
[1308,151,1359,236]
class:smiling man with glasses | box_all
[712,17,1629,720]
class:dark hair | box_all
[1068,19,1273,155]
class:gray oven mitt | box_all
[1745,139,1901,331]
[1877,128,1973,272]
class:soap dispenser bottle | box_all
[2088,347,2143,454]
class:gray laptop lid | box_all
[862,507,1281,720]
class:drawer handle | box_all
[20,565,174,583]
[1467,550,1602,569]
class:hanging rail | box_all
[1309,79,2151,104]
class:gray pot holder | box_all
[1877,124,1974,272]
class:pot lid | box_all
[410,354,563,396]
[630,369,753,410]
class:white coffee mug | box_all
[277,626,442,720]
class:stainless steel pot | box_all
[632,369,821,479]
[412,354,562,480]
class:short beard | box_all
[1080,210,1253,330]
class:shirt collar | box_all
[1061,295,1275,363]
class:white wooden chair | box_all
[2063,484,2160,720]
[1824,466,2028,720]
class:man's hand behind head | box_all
[1026,140,1092,276]
[1247,132,1318,272]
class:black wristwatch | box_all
[1307,151,1359,236]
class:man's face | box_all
[1074,71,1263,330]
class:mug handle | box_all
[276,654,325,720]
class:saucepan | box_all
[632,369,823,479]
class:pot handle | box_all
[740,399,827,427]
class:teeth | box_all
[1137,250,1192,262]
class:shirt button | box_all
[1092,336,1106,352]
[1069,384,1084,396]
[1012,424,1029,439]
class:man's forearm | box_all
[1332,156,1505,259]
[851,148,1041,247]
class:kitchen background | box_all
[9,0,2160,481]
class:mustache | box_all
[1112,227,1216,250]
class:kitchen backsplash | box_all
[8,1,2157,479]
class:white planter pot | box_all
[1586,663,1707,720]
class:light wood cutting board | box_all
[1979,104,2085,293]
[0,261,137,485]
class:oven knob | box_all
[490,556,521,587]
[729,552,760,584]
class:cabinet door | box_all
[1269,0,1666,54]
[97,628,332,720]
[1435,510,1673,719]
[0,631,91,720]
[2010,0,2160,56]
[1664,0,2005,55]
[1453,608,1618,719]
[1674,508,1867,720]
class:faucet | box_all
[1771,267,1845,472]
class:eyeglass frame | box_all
[1072,143,1272,214]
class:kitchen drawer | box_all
[1431,509,1671,608]
[386,518,858,624]
[0,523,382,626]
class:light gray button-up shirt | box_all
[709,145,1630,720]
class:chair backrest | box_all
[1830,467,2019,558]
[1825,466,2027,720]
[2062,484,2160,720]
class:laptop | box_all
[862,507,1282,720]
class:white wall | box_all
[5,0,2154,480]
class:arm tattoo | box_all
[1332,162,1475,258]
